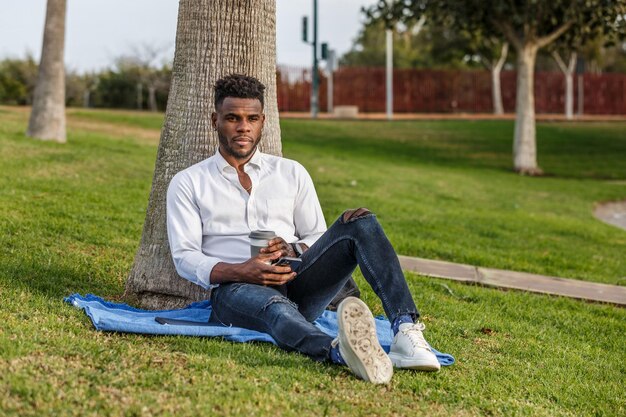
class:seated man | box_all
[166,74,440,384]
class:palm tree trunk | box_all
[27,0,66,143]
[513,43,542,175]
[125,0,281,309]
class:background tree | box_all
[464,29,510,115]
[340,18,472,69]
[361,1,510,114]
[369,0,626,175]
[594,40,626,72]
[548,26,623,119]
[119,43,173,111]
[92,65,139,109]
[65,70,97,107]
[145,65,172,112]
[90,59,171,111]
[124,0,282,309]
[0,54,38,105]
[27,0,67,143]
[550,48,579,120]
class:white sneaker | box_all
[388,322,441,371]
[335,297,393,384]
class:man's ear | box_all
[211,112,218,130]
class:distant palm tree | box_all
[27,0,66,142]
[125,0,282,309]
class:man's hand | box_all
[343,207,372,222]
[211,251,297,286]
[234,255,297,285]
[260,237,297,258]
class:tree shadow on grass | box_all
[1,256,122,301]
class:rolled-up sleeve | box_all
[166,173,221,289]
[293,164,327,247]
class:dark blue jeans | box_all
[209,213,419,362]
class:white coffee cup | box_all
[249,230,277,258]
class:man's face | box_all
[212,97,265,162]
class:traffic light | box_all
[302,16,308,43]
[321,42,328,60]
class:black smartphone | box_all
[274,256,302,272]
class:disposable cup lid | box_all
[249,230,276,240]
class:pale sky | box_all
[0,0,374,73]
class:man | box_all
[166,74,441,384]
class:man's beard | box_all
[218,132,261,160]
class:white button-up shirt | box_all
[166,149,327,289]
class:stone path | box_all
[594,200,626,231]
[398,255,626,306]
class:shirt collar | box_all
[248,148,263,169]
[214,147,264,172]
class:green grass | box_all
[1,106,625,416]
[69,108,166,130]
[281,119,626,284]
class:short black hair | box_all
[214,74,265,110]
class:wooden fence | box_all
[276,65,626,115]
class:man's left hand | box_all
[260,237,297,258]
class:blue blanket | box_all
[65,293,454,366]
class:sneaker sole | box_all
[388,352,441,371]
[337,297,393,384]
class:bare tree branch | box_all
[567,52,577,73]
[551,50,568,73]
[411,14,426,35]
[491,19,522,50]
[478,55,493,71]
[537,21,573,48]
[494,42,509,72]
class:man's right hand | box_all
[210,253,297,286]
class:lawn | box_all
[0,106,625,416]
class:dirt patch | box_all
[594,200,626,231]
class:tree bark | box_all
[564,67,573,119]
[566,70,575,119]
[552,51,577,120]
[125,0,281,309]
[495,19,572,175]
[148,85,158,112]
[136,83,143,110]
[491,42,508,115]
[27,0,66,143]
[513,43,542,175]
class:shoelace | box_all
[400,322,431,350]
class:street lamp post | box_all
[311,0,319,118]
[302,0,319,119]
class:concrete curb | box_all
[398,255,626,306]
